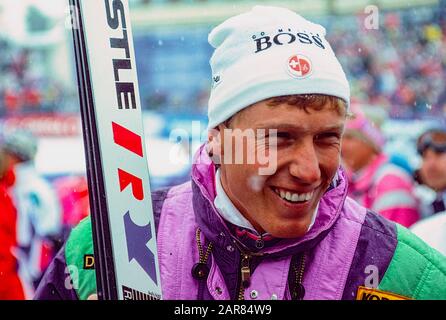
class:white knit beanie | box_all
[207,5,350,129]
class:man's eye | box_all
[260,132,291,147]
[276,132,291,139]
[261,132,290,140]
[315,132,340,142]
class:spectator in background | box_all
[413,126,446,217]
[2,130,62,296]
[0,147,25,299]
[329,8,446,118]
[411,126,446,255]
[341,106,420,227]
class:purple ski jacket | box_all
[34,145,446,300]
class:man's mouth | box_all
[272,187,314,203]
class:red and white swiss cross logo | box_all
[286,54,312,78]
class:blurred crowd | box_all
[326,6,446,118]
[0,38,66,116]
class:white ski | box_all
[70,0,162,300]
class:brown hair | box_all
[222,94,348,128]
[265,94,348,116]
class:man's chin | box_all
[264,222,311,239]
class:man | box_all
[341,106,420,227]
[410,126,446,255]
[35,6,446,300]
[2,130,62,296]
[414,126,446,216]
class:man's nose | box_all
[288,141,321,184]
[423,150,439,169]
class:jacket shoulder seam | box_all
[341,211,397,241]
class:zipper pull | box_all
[240,254,251,288]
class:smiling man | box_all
[35,6,446,300]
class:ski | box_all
[69,0,162,300]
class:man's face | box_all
[215,100,345,238]
[420,149,446,192]
[341,132,376,173]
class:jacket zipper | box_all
[237,252,307,300]
[238,253,252,300]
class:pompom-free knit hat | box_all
[1,129,37,162]
[207,5,350,129]
[345,104,386,152]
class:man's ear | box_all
[207,125,224,165]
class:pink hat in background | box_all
[345,104,385,152]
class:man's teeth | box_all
[275,188,313,203]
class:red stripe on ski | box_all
[112,122,143,157]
